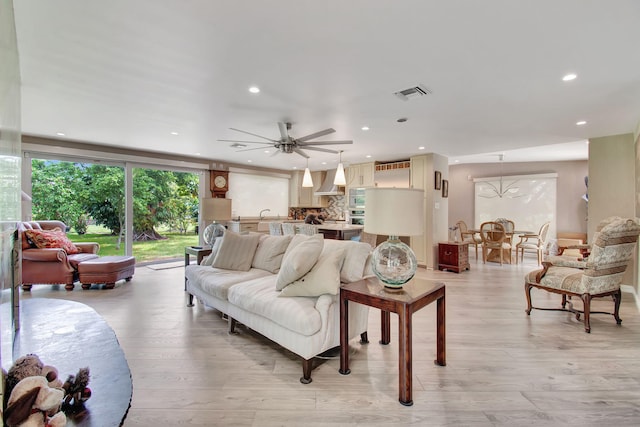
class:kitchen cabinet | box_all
[289,170,327,207]
[227,221,259,233]
[438,242,470,273]
[346,162,375,188]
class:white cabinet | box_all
[289,170,327,207]
[346,162,375,188]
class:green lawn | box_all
[68,225,199,264]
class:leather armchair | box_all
[20,220,100,291]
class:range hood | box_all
[314,169,344,196]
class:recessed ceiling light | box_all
[195,153,201,156]
[365,155,372,158]
[264,150,270,154]
[321,161,327,165]
[248,86,260,93]
[397,118,408,123]
[293,166,298,170]
[247,160,253,163]
[454,160,460,163]
[361,126,370,131]
[562,73,577,81]
[170,131,179,135]
[56,132,65,136]
[418,146,425,150]
[576,120,587,125]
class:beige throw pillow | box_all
[275,234,324,290]
[279,248,345,297]
[212,230,261,271]
[251,234,293,273]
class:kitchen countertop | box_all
[316,223,363,231]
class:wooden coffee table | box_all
[339,277,446,406]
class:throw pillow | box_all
[275,234,324,290]
[211,230,261,271]
[279,248,345,297]
[252,234,293,273]
[201,237,224,267]
[24,228,79,254]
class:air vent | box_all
[394,84,432,101]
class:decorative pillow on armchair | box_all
[24,228,79,254]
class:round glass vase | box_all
[370,236,418,288]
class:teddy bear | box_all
[3,375,67,427]
[4,354,63,408]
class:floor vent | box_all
[394,84,432,101]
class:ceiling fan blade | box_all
[277,122,289,141]
[293,148,310,158]
[229,127,279,142]
[298,140,353,146]
[236,146,274,152]
[301,146,339,154]
[217,139,273,145]
[296,128,335,142]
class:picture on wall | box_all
[434,171,442,190]
[442,179,448,198]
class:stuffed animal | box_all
[4,376,67,427]
[62,367,91,407]
[4,354,63,407]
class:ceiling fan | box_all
[218,122,352,158]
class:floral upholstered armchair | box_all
[20,220,100,290]
[524,217,640,333]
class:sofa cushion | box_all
[24,228,79,254]
[228,276,323,336]
[252,234,293,273]
[279,248,345,297]
[275,234,324,290]
[322,239,372,283]
[186,265,272,300]
[212,230,261,271]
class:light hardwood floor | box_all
[20,253,640,426]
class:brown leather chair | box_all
[20,220,100,290]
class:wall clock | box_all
[210,170,228,198]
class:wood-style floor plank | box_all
[20,253,640,426]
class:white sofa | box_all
[185,231,372,383]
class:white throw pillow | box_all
[322,239,372,283]
[201,237,224,266]
[275,234,324,290]
[279,248,345,297]
[251,234,293,273]
[212,230,261,271]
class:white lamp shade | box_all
[334,162,346,186]
[201,198,232,222]
[364,188,424,236]
[302,167,314,187]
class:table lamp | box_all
[201,198,232,245]
[364,188,424,288]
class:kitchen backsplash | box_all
[288,195,347,220]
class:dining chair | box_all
[479,221,511,265]
[515,222,550,265]
[269,222,283,236]
[281,223,297,235]
[456,220,481,260]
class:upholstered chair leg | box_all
[524,283,533,315]
[21,284,32,291]
[613,289,622,325]
[581,293,591,333]
[561,294,567,308]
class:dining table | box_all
[469,228,534,264]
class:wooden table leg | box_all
[435,291,446,366]
[380,310,391,345]
[339,295,350,375]
[398,305,413,406]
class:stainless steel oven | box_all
[348,188,366,209]
[349,208,365,225]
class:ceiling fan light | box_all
[334,162,346,186]
[302,167,314,187]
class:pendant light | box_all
[302,158,314,187]
[334,150,346,186]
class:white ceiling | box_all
[13,1,640,171]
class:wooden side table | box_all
[339,277,446,406]
[438,241,470,273]
[184,246,212,290]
